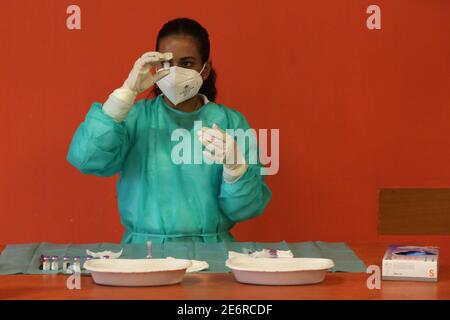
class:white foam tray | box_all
[83,258,192,287]
[226,257,335,286]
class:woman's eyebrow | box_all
[179,56,196,61]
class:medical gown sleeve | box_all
[218,112,272,222]
[66,102,131,177]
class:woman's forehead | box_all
[158,35,200,60]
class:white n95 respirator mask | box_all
[156,64,206,106]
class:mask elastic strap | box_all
[199,63,207,76]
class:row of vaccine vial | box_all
[41,255,92,273]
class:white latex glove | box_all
[86,249,123,259]
[197,124,248,183]
[103,52,172,122]
[123,51,173,95]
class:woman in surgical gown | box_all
[67,18,272,244]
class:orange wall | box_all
[1,1,449,263]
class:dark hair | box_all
[152,18,217,102]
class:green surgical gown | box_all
[67,95,272,244]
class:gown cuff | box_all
[102,88,137,122]
[223,163,248,184]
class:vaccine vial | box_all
[39,255,45,270]
[51,256,59,271]
[43,256,51,271]
[73,256,81,273]
[62,256,71,273]
[146,241,153,258]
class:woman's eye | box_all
[182,61,194,68]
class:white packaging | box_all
[382,245,439,282]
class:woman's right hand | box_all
[123,51,173,94]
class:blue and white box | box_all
[382,245,439,282]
